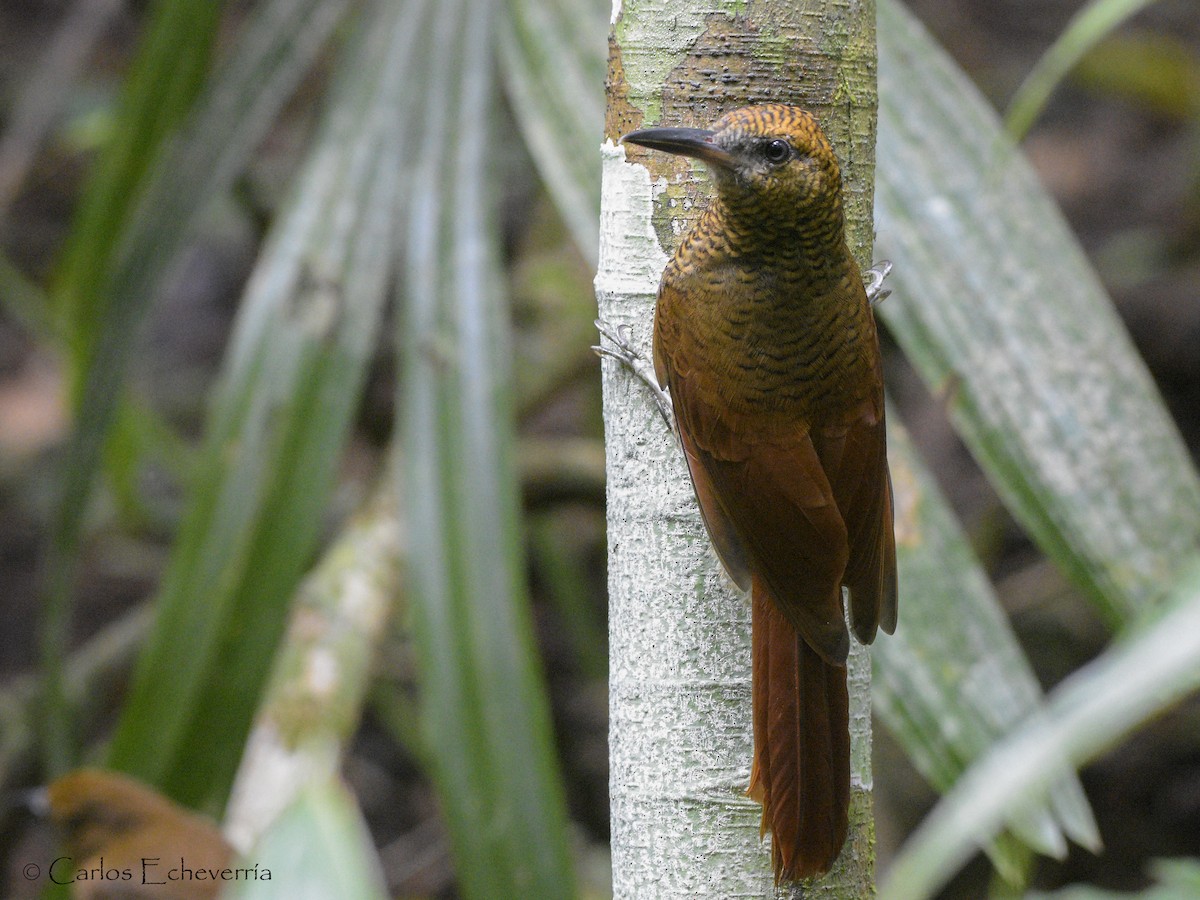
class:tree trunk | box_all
[597,1,878,897]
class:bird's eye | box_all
[763,139,790,164]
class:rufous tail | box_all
[747,575,850,881]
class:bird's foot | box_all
[864,260,893,307]
[593,319,674,428]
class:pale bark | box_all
[598,1,878,897]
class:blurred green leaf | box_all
[39,0,351,777]
[53,0,224,369]
[875,420,1100,876]
[0,250,53,340]
[0,606,152,785]
[1074,31,1200,119]
[530,510,606,680]
[498,0,606,263]
[397,0,577,896]
[882,556,1200,900]
[877,0,1200,626]
[107,0,398,812]
[1031,858,1200,899]
[1005,0,1164,138]
[229,777,388,900]
[37,0,225,776]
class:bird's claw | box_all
[593,318,675,429]
[592,320,639,367]
[864,260,893,307]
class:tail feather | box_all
[747,576,850,881]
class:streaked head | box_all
[622,104,843,229]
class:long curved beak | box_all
[620,127,735,168]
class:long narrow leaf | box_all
[107,0,398,811]
[398,0,577,895]
[876,0,1200,626]
[882,557,1200,900]
[876,419,1100,873]
[1005,0,1164,139]
[38,0,225,776]
[53,0,224,367]
[40,0,351,777]
[498,0,607,262]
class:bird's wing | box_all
[649,329,751,592]
[656,306,895,660]
[810,394,897,644]
[663,358,852,665]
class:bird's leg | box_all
[864,260,893,307]
[593,319,675,430]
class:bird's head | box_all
[621,104,843,236]
[40,769,181,859]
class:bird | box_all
[618,104,897,881]
[35,768,234,899]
